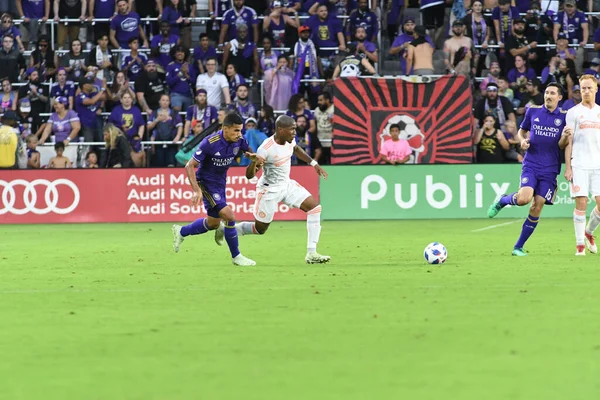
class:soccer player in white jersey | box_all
[215,115,331,264]
[564,74,600,256]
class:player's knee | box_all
[529,202,543,215]
[206,218,221,230]
[517,192,533,206]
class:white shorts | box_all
[570,167,600,198]
[253,180,311,223]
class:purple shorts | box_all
[198,180,227,218]
[520,167,557,205]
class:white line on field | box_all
[471,219,520,232]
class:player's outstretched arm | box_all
[185,158,203,206]
[294,145,328,179]
[245,156,264,179]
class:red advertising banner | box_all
[332,76,474,164]
[0,167,318,224]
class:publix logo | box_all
[121,18,138,32]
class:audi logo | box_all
[0,179,80,215]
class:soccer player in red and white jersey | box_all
[215,115,331,264]
[564,74,600,255]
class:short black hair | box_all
[319,91,331,101]
[546,82,563,96]
[199,33,209,40]
[128,36,139,45]
[55,141,65,150]
[223,112,244,126]
[390,124,401,131]
[276,115,296,129]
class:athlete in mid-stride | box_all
[215,115,331,264]
[172,112,262,266]
[487,83,571,256]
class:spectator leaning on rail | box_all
[380,123,411,165]
[553,0,588,74]
[15,0,50,50]
[110,0,149,50]
[53,0,86,50]
[39,96,81,145]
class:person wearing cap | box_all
[561,84,581,110]
[245,117,258,130]
[16,68,48,117]
[166,44,196,112]
[492,0,520,45]
[219,0,259,46]
[50,67,76,109]
[75,76,107,143]
[553,0,588,74]
[39,96,81,145]
[443,20,472,76]
[517,78,543,116]
[0,110,20,168]
[135,60,167,114]
[16,98,44,138]
[182,88,218,139]
[110,0,149,50]
[504,17,538,73]
[583,57,600,81]
[222,23,259,81]
[390,17,434,76]
[554,32,576,62]
[474,82,516,131]
[346,0,378,44]
[262,0,299,49]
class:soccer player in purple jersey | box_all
[172,112,262,266]
[487,83,572,256]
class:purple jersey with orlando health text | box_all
[192,130,250,217]
[519,105,566,204]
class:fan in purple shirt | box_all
[110,0,149,49]
[487,83,571,256]
[50,68,75,108]
[307,5,344,57]
[39,96,80,144]
[107,91,145,143]
[193,33,217,75]
[166,45,197,112]
[346,0,378,42]
[150,22,180,70]
[172,112,259,266]
[218,0,259,45]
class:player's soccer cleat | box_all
[511,248,528,256]
[172,224,184,253]
[305,252,331,264]
[584,232,597,254]
[232,253,256,266]
[487,198,504,218]
[214,222,224,246]
[576,244,586,256]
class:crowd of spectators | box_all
[1,1,600,169]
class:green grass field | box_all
[1,219,599,400]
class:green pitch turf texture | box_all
[1,219,599,400]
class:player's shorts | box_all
[570,167,600,198]
[422,4,445,29]
[253,180,311,223]
[198,180,227,218]
[520,167,557,205]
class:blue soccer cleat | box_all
[512,248,527,257]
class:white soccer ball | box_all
[424,242,448,265]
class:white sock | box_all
[235,222,258,236]
[586,207,600,235]
[574,209,586,245]
[306,205,322,253]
